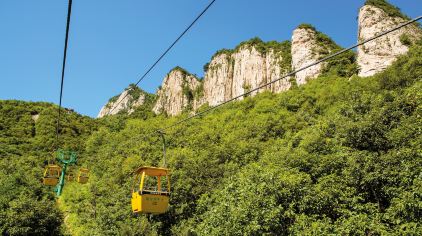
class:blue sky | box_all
[0,0,421,117]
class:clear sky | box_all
[0,0,421,117]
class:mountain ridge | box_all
[97,1,421,118]
[2,1,422,234]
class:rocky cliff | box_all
[291,24,348,85]
[203,38,291,106]
[357,2,421,77]
[203,53,233,106]
[291,26,324,85]
[98,0,416,117]
[152,39,292,114]
[97,85,152,118]
[152,67,203,116]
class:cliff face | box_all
[203,53,233,106]
[97,86,149,118]
[203,39,292,106]
[152,67,203,116]
[231,46,268,99]
[291,27,323,85]
[291,26,343,85]
[357,4,421,77]
[153,40,292,114]
[266,49,291,93]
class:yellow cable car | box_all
[43,165,62,186]
[131,166,171,215]
[77,168,89,184]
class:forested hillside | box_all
[1,30,421,236]
[1,0,421,234]
[0,101,96,234]
[55,41,422,235]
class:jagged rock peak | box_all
[203,37,292,107]
[357,0,422,77]
[97,84,151,118]
[291,24,342,85]
[153,67,204,116]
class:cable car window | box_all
[160,175,169,193]
[143,175,158,193]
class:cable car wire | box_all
[155,15,422,133]
[56,0,73,146]
[106,0,217,116]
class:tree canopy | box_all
[1,39,421,236]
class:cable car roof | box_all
[134,166,170,176]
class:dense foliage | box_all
[1,36,421,236]
[0,101,96,235]
[60,42,422,234]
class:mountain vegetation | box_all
[0,101,96,234]
[1,39,421,235]
[365,0,410,20]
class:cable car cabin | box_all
[66,172,74,181]
[43,165,61,186]
[77,168,89,184]
[131,167,170,215]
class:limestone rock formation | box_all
[231,46,268,99]
[98,1,417,118]
[357,4,421,77]
[203,39,292,107]
[97,85,148,118]
[203,53,233,107]
[291,26,328,85]
[153,67,203,116]
[266,48,291,93]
